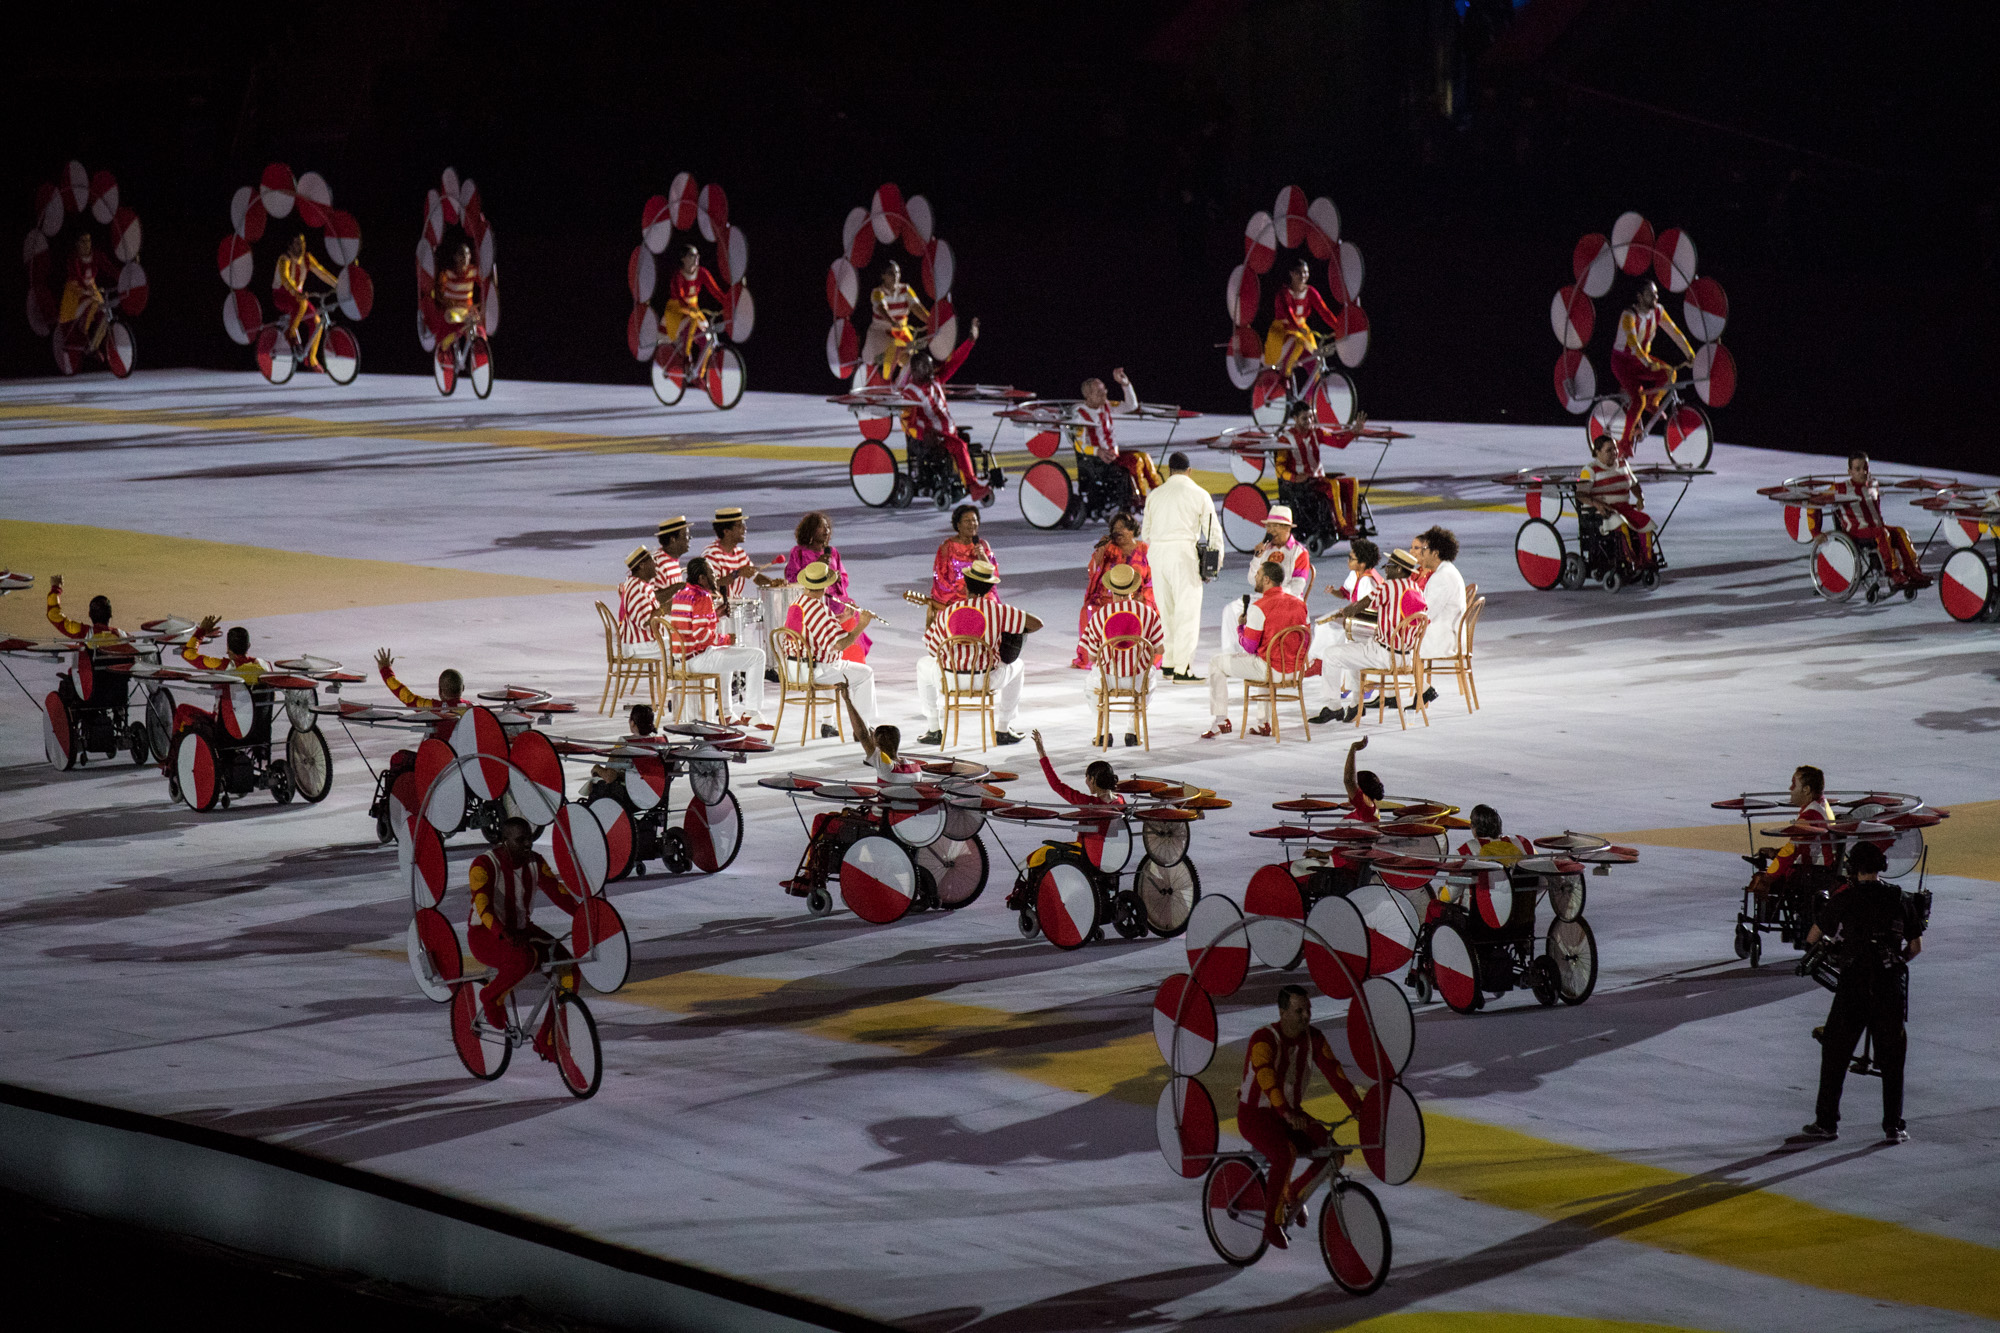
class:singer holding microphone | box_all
[1201,559,1309,739]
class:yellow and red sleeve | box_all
[182,636,229,670]
[1311,1030,1361,1112]
[47,590,87,639]
[378,662,441,709]
[1247,1035,1287,1110]
[1655,305,1695,360]
[468,859,497,929]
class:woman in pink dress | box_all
[784,511,870,662]
[1071,511,1156,668]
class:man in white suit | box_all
[1140,452,1222,681]
[1412,526,1465,706]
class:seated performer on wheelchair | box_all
[1237,984,1365,1249]
[1265,258,1340,385]
[1016,728,1126,881]
[1277,403,1362,541]
[1077,368,1162,501]
[45,575,122,646]
[1438,803,1535,925]
[171,615,268,736]
[370,649,468,818]
[782,683,915,897]
[1608,280,1694,458]
[467,816,584,1062]
[1578,433,1660,573]
[659,243,726,361]
[1749,765,1835,921]
[1828,452,1927,591]
[45,575,136,721]
[432,240,483,354]
[898,320,993,504]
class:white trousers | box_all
[785,659,875,729]
[686,645,766,720]
[918,657,1023,731]
[1313,632,1394,701]
[1208,649,1274,721]
[1089,670,1146,736]
[1152,542,1203,674]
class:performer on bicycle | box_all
[1827,452,1926,590]
[864,260,928,382]
[1577,434,1657,570]
[1264,258,1340,383]
[59,234,115,356]
[899,319,990,503]
[1608,280,1694,458]
[660,243,726,361]
[467,816,585,1062]
[432,239,483,354]
[1078,369,1162,499]
[1237,984,1364,1249]
[277,234,339,372]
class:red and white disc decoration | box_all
[217,164,371,355]
[627,174,753,363]
[416,167,499,352]
[1552,213,1734,414]
[24,161,146,375]
[1225,186,1367,390]
[825,182,955,384]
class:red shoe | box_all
[532,1014,557,1062]
[1200,720,1233,740]
[481,998,507,1030]
[1247,723,1272,738]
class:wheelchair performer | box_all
[778,683,918,898]
[1608,279,1694,457]
[916,560,1040,747]
[701,506,787,646]
[45,575,123,646]
[1438,802,1535,922]
[928,505,999,617]
[1078,368,1163,499]
[1202,559,1309,739]
[466,816,585,1062]
[1749,765,1835,910]
[659,243,727,360]
[276,234,340,372]
[784,511,869,663]
[1307,548,1427,724]
[1078,562,1164,748]
[59,234,116,355]
[1238,984,1365,1249]
[899,319,993,504]
[840,683,920,778]
[649,516,692,599]
[1578,435,1659,571]
[1826,452,1927,591]
[668,557,766,727]
[1800,840,1925,1144]
[1223,505,1313,647]
[166,616,268,738]
[431,239,483,354]
[1277,403,1364,540]
[1265,258,1341,384]
[783,561,880,729]
[368,649,470,828]
[1071,513,1154,669]
[616,548,666,656]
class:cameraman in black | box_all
[1799,840,1925,1144]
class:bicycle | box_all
[1585,363,1712,469]
[432,312,494,399]
[652,307,745,410]
[448,939,604,1099]
[1200,1112,1392,1295]
[258,287,360,386]
[1250,343,1358,431]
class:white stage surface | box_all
[2,371,1996,1332]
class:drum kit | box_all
[1156,874,1423,1293]
[993,399,1201,531]
[1200,419,1412,557]
[1713,788,1947,967]
[1912,483,2000,622]
[834,382,1028,512]
[1500,462,1709,593]
[1231,793,1631,1013]
[999,776,1229,948]
[1758,473,1959,605]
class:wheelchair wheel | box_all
[1136,854,1201,937]
[1019,460,1073,530]
[145,688,175,761]
[839,835,919,924]
[126,723,150,765]
[1033,860,1100,949]
[1602,568,1623,594]
[1733,923,1753,960]
[270,764,295,804]
[1547,916,1597,1003]
[1017,906,1039,938]
[468,336,494,399]
[1112,890,1148,939]
[43,692,78,771]
[284,726,333,803]
[1811,533,1863,602]
[651,350,688,406]
[322,325,361,385]
[1559,553,1584,591]
[919,835,989,909]
[1546,874,1586,922]
[1319,1179,1392,1296]
[174,732,221,811]
[684,792,742,872]
[553,991,603,1098]
[450,984,512,1081]
[1529,955,1560,1007]
[1429,921,1482,1013]
[1222,483,1271,553]
[705,346,746,410]
[891,473,916,508]
[849,439,899,507]
[806,886,834,916]
[1202,1155,1271,1266]
[1940,548,1997,622]
[1514,518,1566,591]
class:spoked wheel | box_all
[1319,1179,1392,1296]
[1135,854,1201,937]
[322,325,361,385]
[919,836,990,909]
[468,336,494,398]
[1202,1155,1271,1266]
[1546,874,1586,922]
[1428,920,1483,1014]
[1586,397,1628,453]
[705,346,746,409]
[285,726,333,802]
[1112,890,1148,939]
[651,350,688,406]
[449,984,512,1081]
[1810,534,1863,602]
[106,320,137,378]
[552,991,603,1099]
[1547,916,1598,1004]
[145,688,175,761]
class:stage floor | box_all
[2,369,1997,1332]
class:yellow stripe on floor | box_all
[1339,1316,1718,1333]
[613,972,2000,1323]
[1607,801,2000,882]
[0,520,606,639]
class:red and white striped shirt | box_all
[1579,459,1638,507]
[924,594,1029,673]
[870,283,925,332]
[785,597,846,662]
[468,848,575,933]
[667,585,721,656]
[899,338,976,440]
[701,543,757,600]
[435,263,479,315]
[1080,601,1163,678]
[617,575,662,646]
[1831,478,1886,534]
[650,550,685,591]
[1076,383,1136,461]
[1369,580,1428,653]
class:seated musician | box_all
[783,561,878,731]
[928,506,998,621]
[667,557,766,727]
[1264,259,1340,381]
[1223,505,1311,645]
[170,616,268,737]
[1077,369,1162,498]
[1578,434,1658,569]
[1828,452,1926,589]
[1750,765,1835,910]
[701,506,786,646]
[1072,512,1154,669]
[1277,403,1363,539]
[1308,548,1426,724]
[650,516,691,599]
[865,260,929,382]
[785,511,867,663]
[1237,984,1364,1249]
[1202,559,1309,739]
[659,243,726,360]
[431,240,482,352]
[898,319,990,503]
[1079,562,1163,748]
[1308,539,1383,721]
[466,816,584,1062]
[617,547,666,657]
[917,559,1040,747]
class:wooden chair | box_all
[772,626,844,747]
[665,622,724,724]
[1237,622,1314,743]
[596,601,663,716]
[1423,593,1484,713]
[1356,613,1430,730]
[937,636,998,751]
[1091,635,1154,751]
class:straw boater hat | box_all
[714,506,746,524]
[624,546,652,571]
[1104,564,1142,596]
[1387,548,1421,575]
[1267,505,1294,527]
[965,560,999,586]
[797,561,837,593]
[656,516,688,539]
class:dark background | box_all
[5,0,1997,471]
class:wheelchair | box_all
[1560,507,1664,593]
[1412,867,1597,1012]
[44,649,150,771]
[167,685,333,812]
[905,425,1004,510]
[1278,475,1372,555]
[1734,856,1839,967]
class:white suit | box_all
[1417,560,1466,662]
[1140,473,1221,674]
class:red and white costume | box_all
[864,282,928,379]
[1766,795,1835,886]
[1608,302,1694,457]
[661,265,726,355]
[170,634,267,736]
[617,574,663,653]
[1076,377,1161,497]
[1208,586,1310,723]
[1829,476,1923,587]
[432,261,481,349]
[919,594,1030,733]
[1264,285,1340,374]
[1222,533,1311,644]
[1079,598,1164,712]
[781,594,876,727]
[1309,577,1427,708]
[1235,1022,1361,1237]
[1579,457,1656,566]
[1276,417,1362,537]
[668,583,764,721]
[899,337,986,499]
[649,549,685,592]
[466,846,583,1031]
[45,589,119,646]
